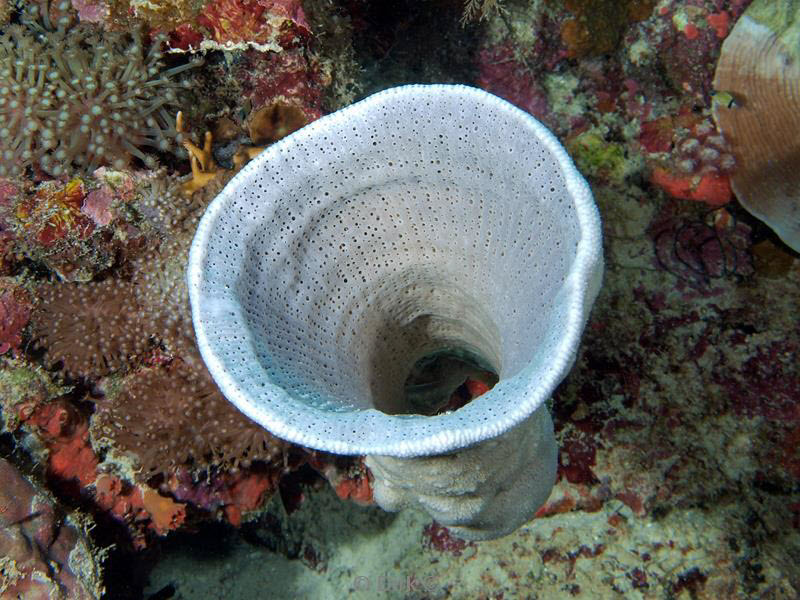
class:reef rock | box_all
[0,458,103,599]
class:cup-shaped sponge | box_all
[188,84,603,457]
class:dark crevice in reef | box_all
[345,0,480,95]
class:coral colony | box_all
[0,3,195,177]
[0,0,799,598]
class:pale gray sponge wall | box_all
[188,84,603,457]
[365,402,558,540]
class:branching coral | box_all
[180,130,221,196]
[0,14,198,177]
[461,0,504,24]
[175,111,265,197]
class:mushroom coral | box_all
[712,0,800,252]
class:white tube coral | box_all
[188,84,603,537]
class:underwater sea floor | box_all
[2,1,800,598]
[144,478,798,599]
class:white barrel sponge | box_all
[188,84,603,458]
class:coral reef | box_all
[475,0,751,211]
[4,356,283,549]
[114,0,196,32]
[22,169,291,479]
[0,0,798,596]
[93,473,186,538]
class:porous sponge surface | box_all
[188,84,602,456]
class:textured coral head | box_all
[188,85,603,457]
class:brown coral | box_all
[94,352,287,476]
[561,0,655,58]
[247,101,309,145]
[32,278,153,378]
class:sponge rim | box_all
[188,84,602,457]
